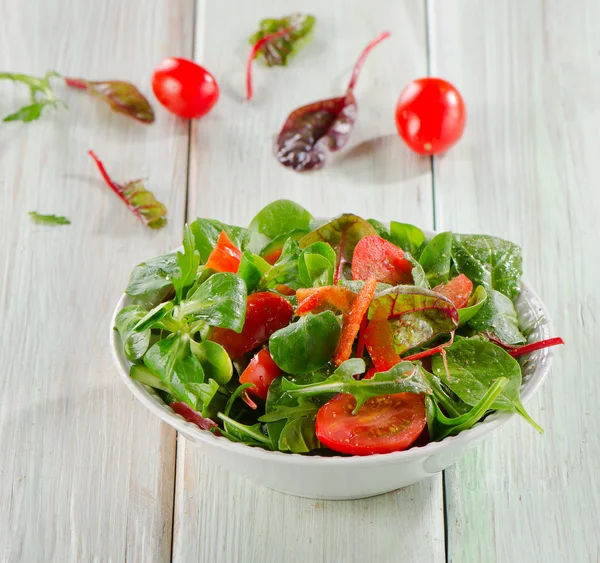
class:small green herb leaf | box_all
[237,252,271,293]
[458,285,487,326]
[125,252,178,303]
[419,231,453,286]
[114,305,151,361]
[0,71,63,122]
[28,211,70,225]
[298,242,336,287]
[249,199,314,240]
[172,224,200,302]
[467,288,525,344]
[218,413,273,449]
[389,221,426,259]
[190,218,252,263]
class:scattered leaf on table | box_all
[0,71,64,122]
[28,211,70,225]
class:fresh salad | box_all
[115,200,563,456]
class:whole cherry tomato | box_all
[152,57,219,119]
[395,78,466,155]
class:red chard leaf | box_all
[65,77,155,123]
[275,31,390,172]
[88,150,167,229]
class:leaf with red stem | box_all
[275,31,390,172]
[65,77,155,123]
[486,334,565,358]
[88,150,167,229]
[247,14,316,100]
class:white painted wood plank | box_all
[174,2,444,562]
[429,0,600,561]
[0,0,193,560]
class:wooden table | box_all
[1,0,596,561]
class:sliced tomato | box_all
[210,292,293,358]
[263,248,283,265]
[205,231,242,273]
[333,278,378,366]
[295,286,356,316]
[315,392,426,455]
[433,274,473,309]
[239,348,281,401]
[352,236,414,285]
[364,306,400,371]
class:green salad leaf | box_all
[114,305,151,361]
[431,337,541,432]
[298,241,336,287]
[452,234,522,300]
[458,285,487,326]
[367,219,391,240]
[257,239,302,290]
[419,231,453,286]
[190,218,252,262]
[218,413,272,449]
[467,289,525,344]
[269,311,341,374]
[389,221,426,259]
[190,340,233,385]
[237,252,271,293]
[125,252,179,303]
[172,224,200,302]
[133,300,176,332]
[29,211,70,225]
[249,199,313,239]
[259,229,309,262]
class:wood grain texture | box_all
[173,2,444,562]
[0,0,193,560]
[428,0,600,561]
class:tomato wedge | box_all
[433,274,473,309]
[205,231,242,273]
[333,278,377,366]
[295,286,356,316]
[352,236,414,285]
[364,306,400,371]
[315,392,426,455]
[210,292,293,358]
[239,348,281,401]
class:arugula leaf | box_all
[389,221,426,259]
[431,337,541,432]
[369,286,459,355]
[249,15,316,67]
[257,238,302,290]
[217,413,273,449]
[299,213,377,282]
[143,332,220,414]
[28,211,70,225]
[451,234,522,300]
[237,252,271,292]
[269,311,341,374]
[425,377,509,440]
[172,224,200,302]
[419,231,453,286]
[298,241,336,287]
[0,71,64,122]
[190,218,252,263]
[179,272,247,332]
[114,305,151,361]
[458,285,487,326]
[467,289,525,344]
[283,360,430,413]
[125,252,178,302]
[65,77,154,123]
[249,199,313,240]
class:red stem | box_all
[64,77,88,89]
[346,31,391,93]
[88,150,142,221]
[246,26,295,101]
[505,337,564,358]
[402,333,455,362]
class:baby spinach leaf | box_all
[425,377,509,440]
[172,224,200,302]
[237,252,271,293]
[298,242,336,287]
[467,289,525,344]
[419,231,453,286]
[257,239,302,290]
[431,338,541,432]
[143,332,219,414]
[300,213,377,282]
[114,305,151,361]
[389,221,426,259]
[249,200,313,240]
[190,218,252,262]
[218,414,273,449]
[125,252,178,302]
[180,273,247,332]
[451,234,523,300]
[367,219,391,240]
[269,311,341,374]
[369,287,458,355]
[275,32,389,172]
[283,360,430,413]
[249,15,316,67]
[458,285,487,326]
[421,370,470,417]
[190,340,233,385]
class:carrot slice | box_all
[364,305,401,371]
[333,278,378,366]
[296,286,357,316]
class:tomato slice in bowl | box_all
[352,236,414,285]
[433,274,473,309]
[315,393,426,455]
[239,348,281,401]
[205,230,242,273]
[210,292,293,358]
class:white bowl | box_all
[109,260,555,500]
